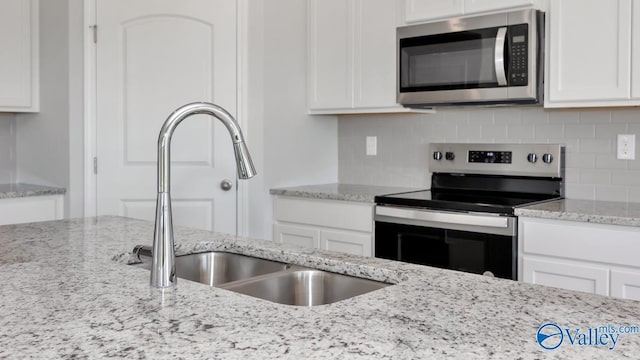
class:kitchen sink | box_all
[133,246,290,286]
[221,269,390,306]
[131,246,391,306]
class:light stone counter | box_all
[0,183,66,199]
[270,183,424,203]
[1,216,640,359]
[515,199,640,227]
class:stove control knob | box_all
[542,153,554,164]
[433,151,443,161]
[445,152,455,161]
[527,153,538,163]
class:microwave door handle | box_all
[494,27,508,86]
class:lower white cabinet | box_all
[611,270,640,301]
[522,256,610,296]
[519,216,640,300]
[0,195,64,225]
[273,196,374,257]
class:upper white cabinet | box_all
[0,0,39,112]
[404,0,537,24]
[546,0,634,107]
[308,0,425,114]
[404,0,464,23]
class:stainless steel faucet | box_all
[151,102,256,289]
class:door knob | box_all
[220,179,233,191]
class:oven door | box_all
[374,206,517,280]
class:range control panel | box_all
[429,143,563,178]
[468,151,512,164]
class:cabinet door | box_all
[404,0,464,23]
[273,224,320,249]
[464,0,534,14]
[0,0,38,111]
[307,0,353,110]
[321,230,372,257]
[353,0,398,108]
[632,0,640,98]
[522,257,609,296]
[611,269,640,301]
[548,0,631,103]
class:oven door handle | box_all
[376,206,509,229]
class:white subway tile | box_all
[565,153,595,169]
[595,153,629,170]
[578,169,611,185]
[521,108,548,124]
[595,123,629,138]
[534,124,564,139]
[611,170,640,186]
[595,186,628,202]
[565,124,595,138]
[548,110,579,124]
[578,110,611,124]
[565,184,595,200]
[494,109,521,125]
[507,124,535,139]
[578,138,611,153]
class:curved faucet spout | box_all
[151,102,257,289]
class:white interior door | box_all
[96,0,238,234]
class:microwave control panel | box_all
[508,24,528,86]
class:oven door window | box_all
[399,27,502,92]
[375,221,514,279]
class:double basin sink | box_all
[132,246,390,306]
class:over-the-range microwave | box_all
[397,9,544,107]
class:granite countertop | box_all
[2,216,640,359]
[515,199,640,227]
[0,183,66,199]
[270,183,424,203]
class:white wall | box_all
[246,0,338,240]
[16,0,84,218]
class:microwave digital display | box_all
[512,35,525,43]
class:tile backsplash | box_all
[338,107,640,202]
[0,114,16,184]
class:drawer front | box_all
[0,195,64,225]
[274,196,373,232]
[273,224,320,248]
[321,229,372,257]
[521,217,640,267]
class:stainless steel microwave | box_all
[397,9,544,107]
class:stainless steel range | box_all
[374,143,564,280]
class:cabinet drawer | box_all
[321,229,372,257]
[273,224,320,248]
[0,195,64,225]
[274,196,373,232]
[521,218,640,267]
[611,269,640,301]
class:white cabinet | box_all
[611,270,640,301]
[308,0,425,114]
[546,0,633,107]
[519,216,640,300]
[522,257,609,295]
[0,195,64,226]
[404,0,464,23]
[0,0,39,112]
[404,0,536,24]
[273,196,374,257]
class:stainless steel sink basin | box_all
[133,246,289,286]
[221,269,390,306]
[131,245,391,306]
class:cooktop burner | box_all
[375,189,561,215]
